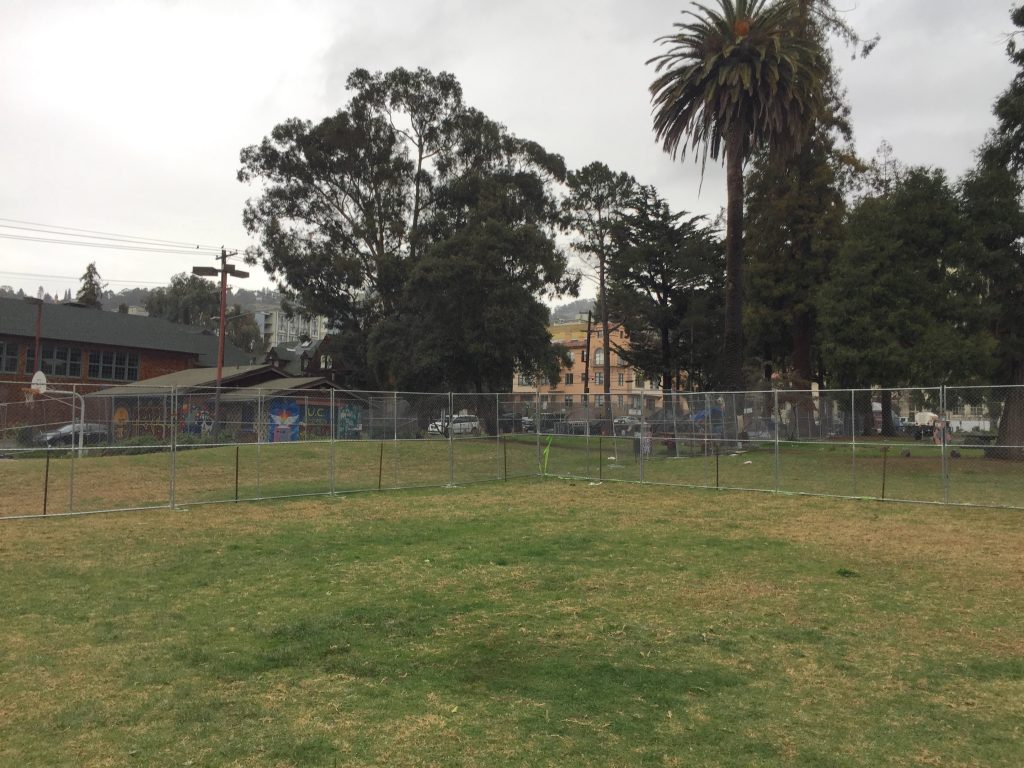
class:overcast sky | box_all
[0,0,1017,303]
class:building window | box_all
[517,373,533,387]
[27,345,82,378]
[564,372,574,386]
[564,395,573,407]
[594,349,604,366]
[566,351,575,364]
[635,373,644,389]
[0,341,17,374]
[88,350,139,381]
[581,350,588,363]
[596,395,605,407]
[632,395,642,410]
[617,395,624,407]
[617,373,624,387]
[595,371,604,385]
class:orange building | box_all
[512,320,665,422]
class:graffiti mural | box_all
[268,398,301,442]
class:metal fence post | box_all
[773,387,780,493]
[256,389,262,499]
[448,391,455,486]
[330,388,336,495]
[393,391,399,489]
[69,383,76,513]
[704,392,711,488]
[495,392,500,481]
[639,398,645,484]
[941,385,949,504]
[851,389,857,496]
[170,386,177,509]
[535,382,541,475]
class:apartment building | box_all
[254,309,329,347]
[512,320,664,420]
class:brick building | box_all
[0,296,250,403]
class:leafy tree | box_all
[648,0,825,392]
[144,273,220,327]
[368,119,574,391]
[961,3,1024,457]
[744,0,869,387]
[563,162,637,417]
[76,262,105,309]
[240,67,574,390]
[369,222,566,393]
[608,186,724,394]
[225,305,265,356]
[819,167,989,434]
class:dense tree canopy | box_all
[239,67,574,390]
[144,273,220,327]
[963,3,1024,456]
[743,0,865,387]
[819,167,989,391]
[608,187,723,393]
[563,162,637,415]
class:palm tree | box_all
[649,0,824,391]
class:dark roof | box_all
[0,297,249,367]
[266,338,323,375]
[85,364,288,397]
[220,377,340,401]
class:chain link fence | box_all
[1,381,1021,518]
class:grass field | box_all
[1,480,1023,766]
[2,433,1022,519]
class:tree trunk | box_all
[993,361,1024,461]
[880,389,897,437]
[792,309,812,385]
[723,133,745,393]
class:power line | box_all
[0,223,223,253]
[0,269,178,286]
[0,216,237,251]
[0,232,233,257]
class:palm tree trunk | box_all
[723,133,745,393]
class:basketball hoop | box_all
[30,370,47,396]
[21,387,35,405]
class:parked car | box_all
[498,412,534,433]
[36,423,109,448]
[427,414,481,436]
[612,416,640,435]
[557,419,606,436]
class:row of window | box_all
[566,349,629,367]
[539,394,648,409]
[1,341,140,381]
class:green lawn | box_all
[1,481,1022,766]
[1,433,1021,519]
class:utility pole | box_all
[193,248,248,432]
[582,310,593,407]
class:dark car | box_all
[36,423,109,448]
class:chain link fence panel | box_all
[1,381,1021,519]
